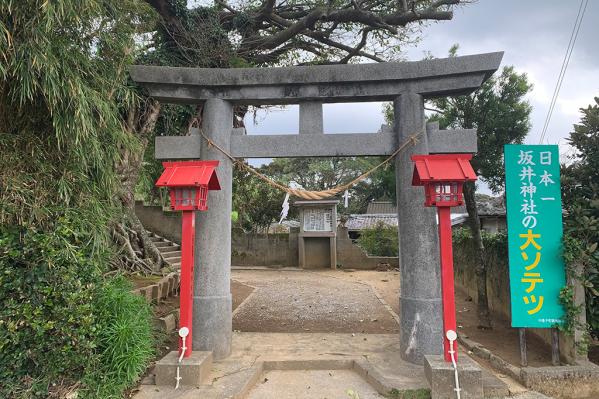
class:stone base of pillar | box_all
[193,295,232,360]
[154,351,213,388]
[424,355,483,399]
[399,296,444,364]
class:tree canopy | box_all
[429,65,533,192]
[143,0,461,67]
[562,97,599,338]
[0,1,155,397]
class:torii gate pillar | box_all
[394,93,443,364]
[193,99,234,359]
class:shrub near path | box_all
[0,227,154,398]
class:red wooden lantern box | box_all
[411,154,477,207]
[156,160,221,211]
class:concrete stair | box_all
[147,231,181,267]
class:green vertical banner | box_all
[504,144,566,328]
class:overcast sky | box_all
[244,0,598,170]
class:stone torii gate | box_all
[130,52,503,364]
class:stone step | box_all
[150,236,164,243]
[165,259,182,266]
[162,250,182,259]
[158,245,180,252]
[154,241,173,248]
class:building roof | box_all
[346,214,398,231]
[293,200,339,207]
[350,196,505,230]
[366,201,397,214]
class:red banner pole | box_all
[438,206,458,362]
[179,210,195,358]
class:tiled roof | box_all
[348,196,505,231]
[366,201,397,214]
[346,214,398,231]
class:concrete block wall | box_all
[232,229,299,267]
[135,201,182,244]
[453,238,511,320]
[135,201,398,269]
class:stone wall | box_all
[453,235,511,320]
[232,229,298,267]
[135,201,183,243]
[135,201,398,269]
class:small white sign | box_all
[303,208,332,232]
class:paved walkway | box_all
[134,332,552,399]
[135,332,429,398]
[134,269,554,398]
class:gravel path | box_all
[232,270,399,333]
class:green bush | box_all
[82,277,154,399]
[0,224,154,398]
[357,221,399,257]
[452,227,508,256]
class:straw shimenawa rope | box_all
[199,130,423,200]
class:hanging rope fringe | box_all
[199,130,423,200]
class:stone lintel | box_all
[428,128,477,154]
[130,52,503,104]
[137,74,487,104]
[155,136,201,160]
[154,129,476,159]
[231,132,394,158]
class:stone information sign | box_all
[303,208,333,232]
[504,144,566,328]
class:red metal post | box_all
[179,210,195,358]
[438,206,458,362]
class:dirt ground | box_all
[314,269,401,315]
[152,280,254,319]
[231,269,399,333]
[454,288,555,367]
[231,269,558,368]
[131,269,567,399]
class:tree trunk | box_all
[463,181,492,329]
[111,100,164,274]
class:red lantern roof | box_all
[156,160,221,190]
[411,154,477,185]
